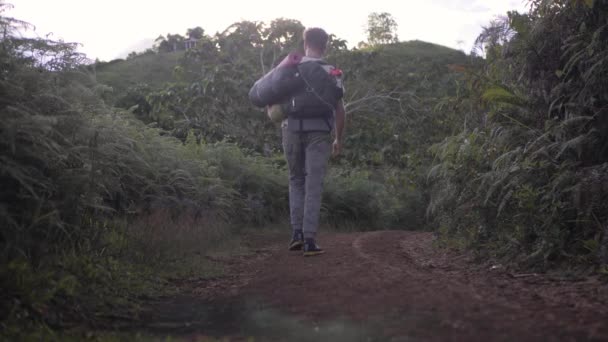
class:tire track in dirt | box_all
[351,231,412,282]
[396,231,608,340]
[354,230,608,341]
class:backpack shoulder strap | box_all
[298,60,344,98]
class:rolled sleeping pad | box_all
[249,52,304,108]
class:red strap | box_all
[330,68,343,76]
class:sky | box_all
[8,0,529,62]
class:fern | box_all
[482,86,525,106]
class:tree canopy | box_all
[365,12,399,46]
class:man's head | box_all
[303,27,328,57]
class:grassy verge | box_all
[0,211,257,342]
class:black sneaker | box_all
[303,238,325,257]
[288,231,304,251]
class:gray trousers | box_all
[282,126,332,239]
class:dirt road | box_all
[139,231,608,341]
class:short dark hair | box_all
[303,28,329,53]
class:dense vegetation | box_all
[1,0,607,339]
[428,0,608,269]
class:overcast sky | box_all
[8,0,529,61]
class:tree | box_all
[154,33,186,53]
[262,18,305,69]
[186,26,205,40]
[264,18,305,52]
[365,12,399,46]
[327,34,348,53]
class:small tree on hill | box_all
[365,12,399,46]
[154,33,186,53]
[186,26,205,40]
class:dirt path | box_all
[139,231,608,341]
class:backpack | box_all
[285,60,343,120]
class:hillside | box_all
[94,39,469,169]
[95,51,184,94]
[95,40,467,100]
[341,40,468,92]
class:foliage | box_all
[94,51,184,95]
[97,36,469,229]
[428,0,608,269]
[0,8,296,333]
[154,33,186,53]
[2,7,453,332]
[365,12,399,46]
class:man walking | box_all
[283,27,346,256]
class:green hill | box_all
[94,51,184,94]
[95,40,466,99]
[91,39,469,180]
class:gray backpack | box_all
[285,60,343,120]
